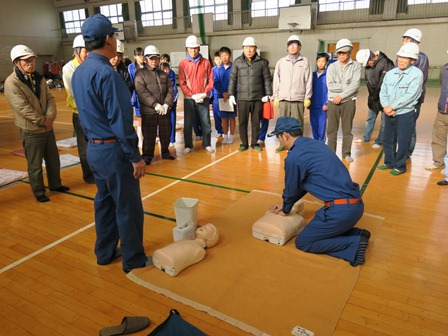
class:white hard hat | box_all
[287,34,301,46]
[144,45,160,57]
[73,34,85,49]
[10,44,36,62]
[335,38,353,53]
[185,35,200,48]
[356,49,371,67]
[116,40,124,54]
[396,42,419,60]
[242,36,257,47]
[402,28,422,43]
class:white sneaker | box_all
[169,142,176,147]
[205,146,215,153]
[183,148,192,155]
[257,139,265,145]
[222,135,229,144]
[354,139,364,143]
[344,156,354,163]
[425,164,441,170]
[228,135,234,144]
[372,144,381,149]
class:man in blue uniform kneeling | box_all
[72,14,149,273]
[269,117,369,266]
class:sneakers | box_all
[344,156,354,163]
[377,164,391,170]
[227,135,234,144]
[257,139,265,145]
[162,154,176,160]
[205,146,215,153]
[238,145,248,152]
[169,142,176,147]
[217,133,223,138]
[390,169,403,176]
[354,139,365,143]
[372,144,381,149]
[437,180,448,186]
[425,164,441,170]
[183,148,192,155]
[221,135,229,144]
[251,144,262,151]
[275,146,285,152]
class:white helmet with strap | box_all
[402,28,422,43]
[396,42,419,60]
[10,45,36,62]
[73,35,85,48]
[116,40,124,54]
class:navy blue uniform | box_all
[72,52,147,272]
[282,136,364,263]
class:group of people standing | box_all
[4,11,445,273]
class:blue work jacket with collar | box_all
[72,52,142,163]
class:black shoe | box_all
[123,256,153,273]
[84,177,96,184]
[437,180,448,186]
[36,195,50,202]
[50,186,70,192]
[162,154,175,160]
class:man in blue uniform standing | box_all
[72,14,149,273]
[269,117,369,267]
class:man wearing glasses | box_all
[4,45,69,202]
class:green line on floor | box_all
[144,211,176,222]
[360,149,383,196]
[146,172,250,193]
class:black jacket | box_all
[116,62,134,94]
[228,53,272,101]
[365,52,394,113]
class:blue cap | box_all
[267,117,302,137]
[82,14,121,42]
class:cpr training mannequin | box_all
[252,200,305,245]
[153,223,219,276]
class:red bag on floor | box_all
[263,101,274,119]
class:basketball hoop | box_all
[287,22,300,32]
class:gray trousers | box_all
[20,129,61,197]
[326,100,356,157]
[279,101,305,129]
[431,112,448,167]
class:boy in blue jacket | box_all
[310,53,329,141]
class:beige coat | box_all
[273,54,312,101]
[4,71,56,133]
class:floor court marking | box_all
[0,150,239,274]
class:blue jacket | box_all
[213,63,233,98]
[282,136,361,214]
[72,52,141,163]
[128,62,141,117]
[380,65,423,116]
[310,69,328,109]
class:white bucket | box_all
[174,197,198,228]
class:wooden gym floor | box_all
[0,86,447,335]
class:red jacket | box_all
[178,55,213,98]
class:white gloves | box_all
[192,93,208,104]
[229,95,236,105]
[154,103,164,115]
[261,96,270,103]
[162,104,169,115]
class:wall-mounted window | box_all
[409,0,448,3]
[319,0,369,12]
[62,9,87,34]
[100,4,123,23]
[251,0,295,17]
[140,0,173,26]
[189,0,227,21]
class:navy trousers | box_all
[87,141,147,272]
[295,202,364,263]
